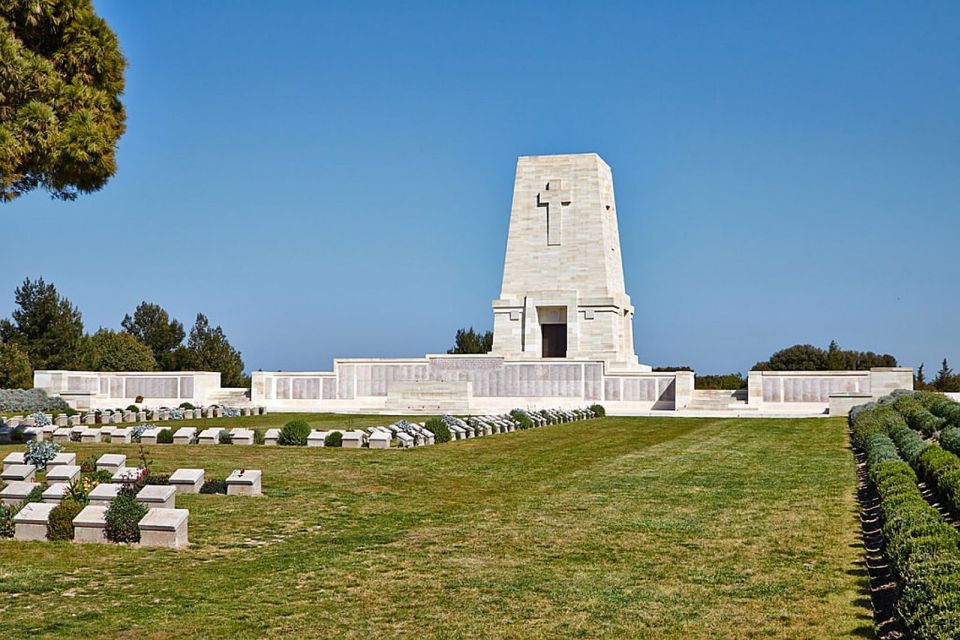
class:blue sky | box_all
[3,1,959,375]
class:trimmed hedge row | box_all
[850,403,907,449]
[940,427,960,457]
[892,394,947,436]
[888,424,930,465]
[915,445,960,520]
[863,437,960,639]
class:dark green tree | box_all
[0,277,83,369]
[753,344,827,371]
[916,363,926,389]
[447,327,493,354]
[0,340,32,388]
[185,313,247,387]
[933,358,960,392]
[121,302,185,370]
[0,0,127,201]
[77,328,157,372]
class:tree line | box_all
[0,278,247,389]
[916,360,960,393]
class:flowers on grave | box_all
[66,476,100,504]
[30,411,51,427]
[167,407,184,420]
[24,440,62,470]
[221,406,241,418]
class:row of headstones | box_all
[2,455,262,548]
[0,406,268,429]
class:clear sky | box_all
[3,1,959,375]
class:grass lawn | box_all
[0,416,870,639]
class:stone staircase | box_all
[683,389,753,411]
[206,388,251,407]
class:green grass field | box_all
[0,415,871,639]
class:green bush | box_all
[893,393,946,436]
[125,404,139,412]
[24,485,43,504]
[200,479,227,494]
[47,499,84,541]
[848,403,907,449]
[80,454,97,473]
[510,409,534,430]
[0,504,14,538]
[253,428,265,445]
[104,491,148,543]
[424,417,451,444]
[278,419,310,446]
[219,430,234,445]
[144,473,170,485]
[940,427,960,456]
[864,433,899,467]
[589,404,606,417]
[179,402,195,410]
[157,429,174,444]
[324,431,343,447]
[888,424,929,465]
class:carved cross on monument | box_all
[537,180,571,246]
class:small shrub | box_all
[253,428,265,445]
[324,431,343,447]
[80,454,98,473]
[24,440,62,470]
[30,411,51,427]
[157,429,174,444]
[125,404,139,412]
[424,417,451,443]
[219,430,234,445]
[144,473,170,485]
[130,425,147,443]
[47,499,84,541]
[24,485,44,504]
[941,427,960,457]
[0,388,68,413]
[510,409,534,430]
[278,419,310,446]
[178,402,195,410]
[589,404,606,417]
[200,479,227,494]
[104,490,148,543]
[0,504,15,538]
[10,427,24,442]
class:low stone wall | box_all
[252,355,693,414]
[32,371,225,410]
[747,368,913,415]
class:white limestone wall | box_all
[33,370,223,410]
[747,368,913,414]
[252,355,686,414]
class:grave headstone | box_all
[368,431,391,449]
[80,428,102,443]
[87,482,123,506]
[173,427,196,445]
[1,464,36,483]
[230,428,254,445]
[96,454,126,473]
[73,505,108,543]
[46,465,80,485]
[0,481,40,506]
[3,451,26,471]
[138,508,189,548]
[55,414,68,427]
[42,482,69,504]
[198,428,222,445]
[48,452,77,468]
[136,485,177,509]
[263,428,280,446]
[13,502,58,541]
[169,468,204,494]
[225,469,262,496]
